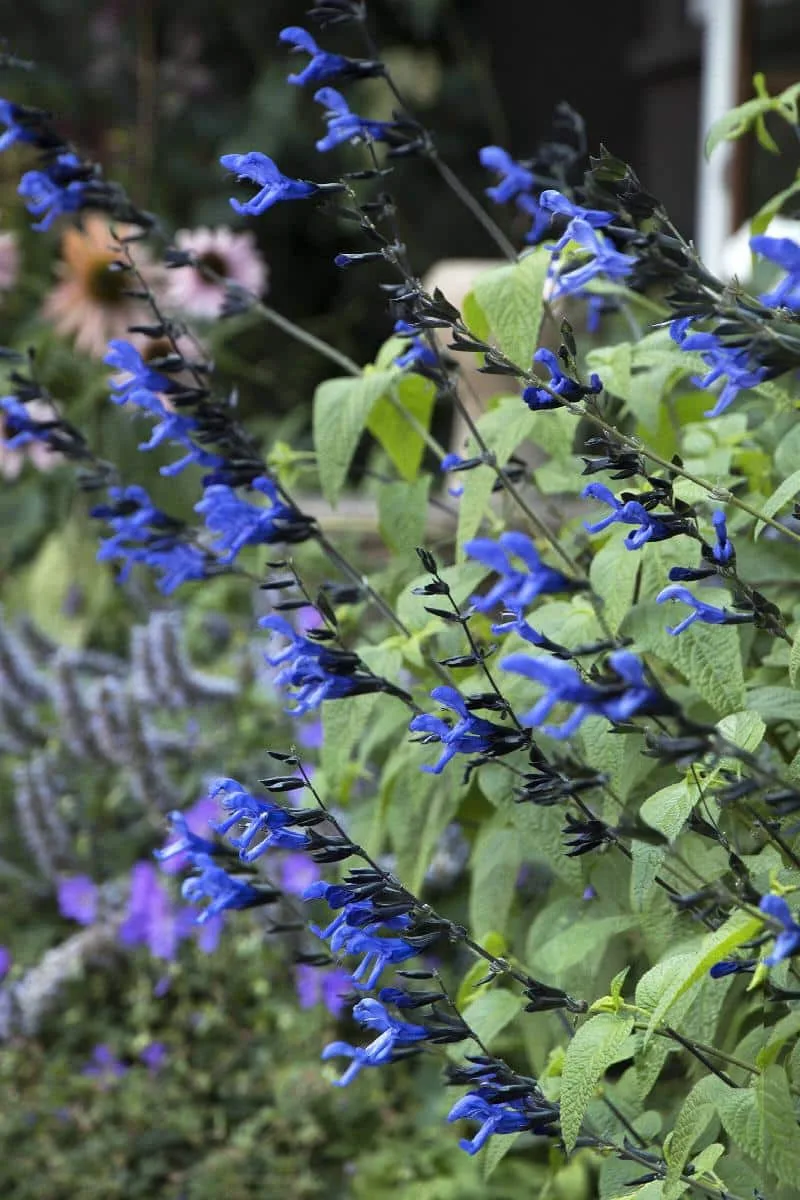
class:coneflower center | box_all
[87,258,128,305]
[197,251,228,280]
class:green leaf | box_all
[716,1065,800,1187]
[755,468,800,539]
[790,631,800,689]
[469,821,523,939]
[321,694,381,801]
[640,780,695,843]
[645,909,765,1038]
[312,370,395,505]
[461,989,523,1050]
[746,686,800,724]
[663,1076,727,1200]
[455,395,536,552]
[717,710,767,753]
[377,476,431,555]
[706,95,775,158]
[630,842,667,912]
[757,1009,800,1069]
[366,373,436,482]
[470,247,549,370]
[483,1130,522,1179]
[457,932,508,1007]
[751,172,800,237]
[532,914,633,978]
[560,1013,635,1152]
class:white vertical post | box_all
[690,0,744,273]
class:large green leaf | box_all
[640,781,695,842]
[663,1075,727,1200]
[366,373,436,482]
[377,477,431,555]
[754,468,800,539]
[644,909,765,1037]
[312,369,395,505]
[561,1013,635,1152]
[716,1066,800,1188]
[469,820,523,939]
[461,989,523,1050]
[469,247,549,370]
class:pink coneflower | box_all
[0,398,62,480]
[0,232,19,293]
[165,226,268,319]
[42,214,158,358]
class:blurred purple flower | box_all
[82,1044,126,1084]
[119,862,181,960]
[0,946,10,979]
[139,1042,168,1073]
[57,875,98,926]
[295,964,351,1017]
[281,853,321,897]
[158,794,220,876]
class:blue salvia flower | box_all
[523,347,602,411]
[551,219,636,296]
[306,878,421,988]
[18,152,88,231]
[670,318,769,418]
[328,921,420,989]
[322,998,430,1086]
[261,614,379,715]
[278,26,381,87]
[582,482,689,550]
[709,959,755,978]
[0,99,42,153]
[464,531,576,613]
[153,810,221,866]
[440,453,471,498]
[539,189,614,250]
[478,146,535,204]
[105,340,175,403]
[314,87,397,152]
[195,476,312,563]
[220,152,320,216]
[0,396,57,450]
[181,854,270,922]
[92,485,209,595]
[516,192,552,244]
[710,510,734,564]
[447,1092,531,1155]
[656,585,754,636]
[408,686,521,774]
[210,777,310,862]
[393,320,438,371]
[501,650,659,737]
[750,234,800,309]
[759,895,800,966]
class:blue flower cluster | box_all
[523,347,602,411]
[501,650,661,738]
[670,317,769,418]
[409,685,525,774]
[582,482,693,550]
[261,614,388,715]
[446,1060,559,1155]
[91,485,211,595]
[464,532,577,614]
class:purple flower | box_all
[119,862,182,960]
[750,234,800,308]
[18,152,87,231]
[582,482,689,550]
[82,1045,127,1084]
[0,947,10,980]
[409,685,522,774]
[522,347,601,411]
[314,87,397,153]
[464,532,575,613]
[139,1042,168,1072]
[220,152,319,216]
[656,585,754,636]
[57,875,98,926]
[760,894,800,967]
[282,852,321,896]
[478,146,535,205]
[295,964,352,1016]
[551,219,635,296]
[195,476,313,564]
[155,798,221,876]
